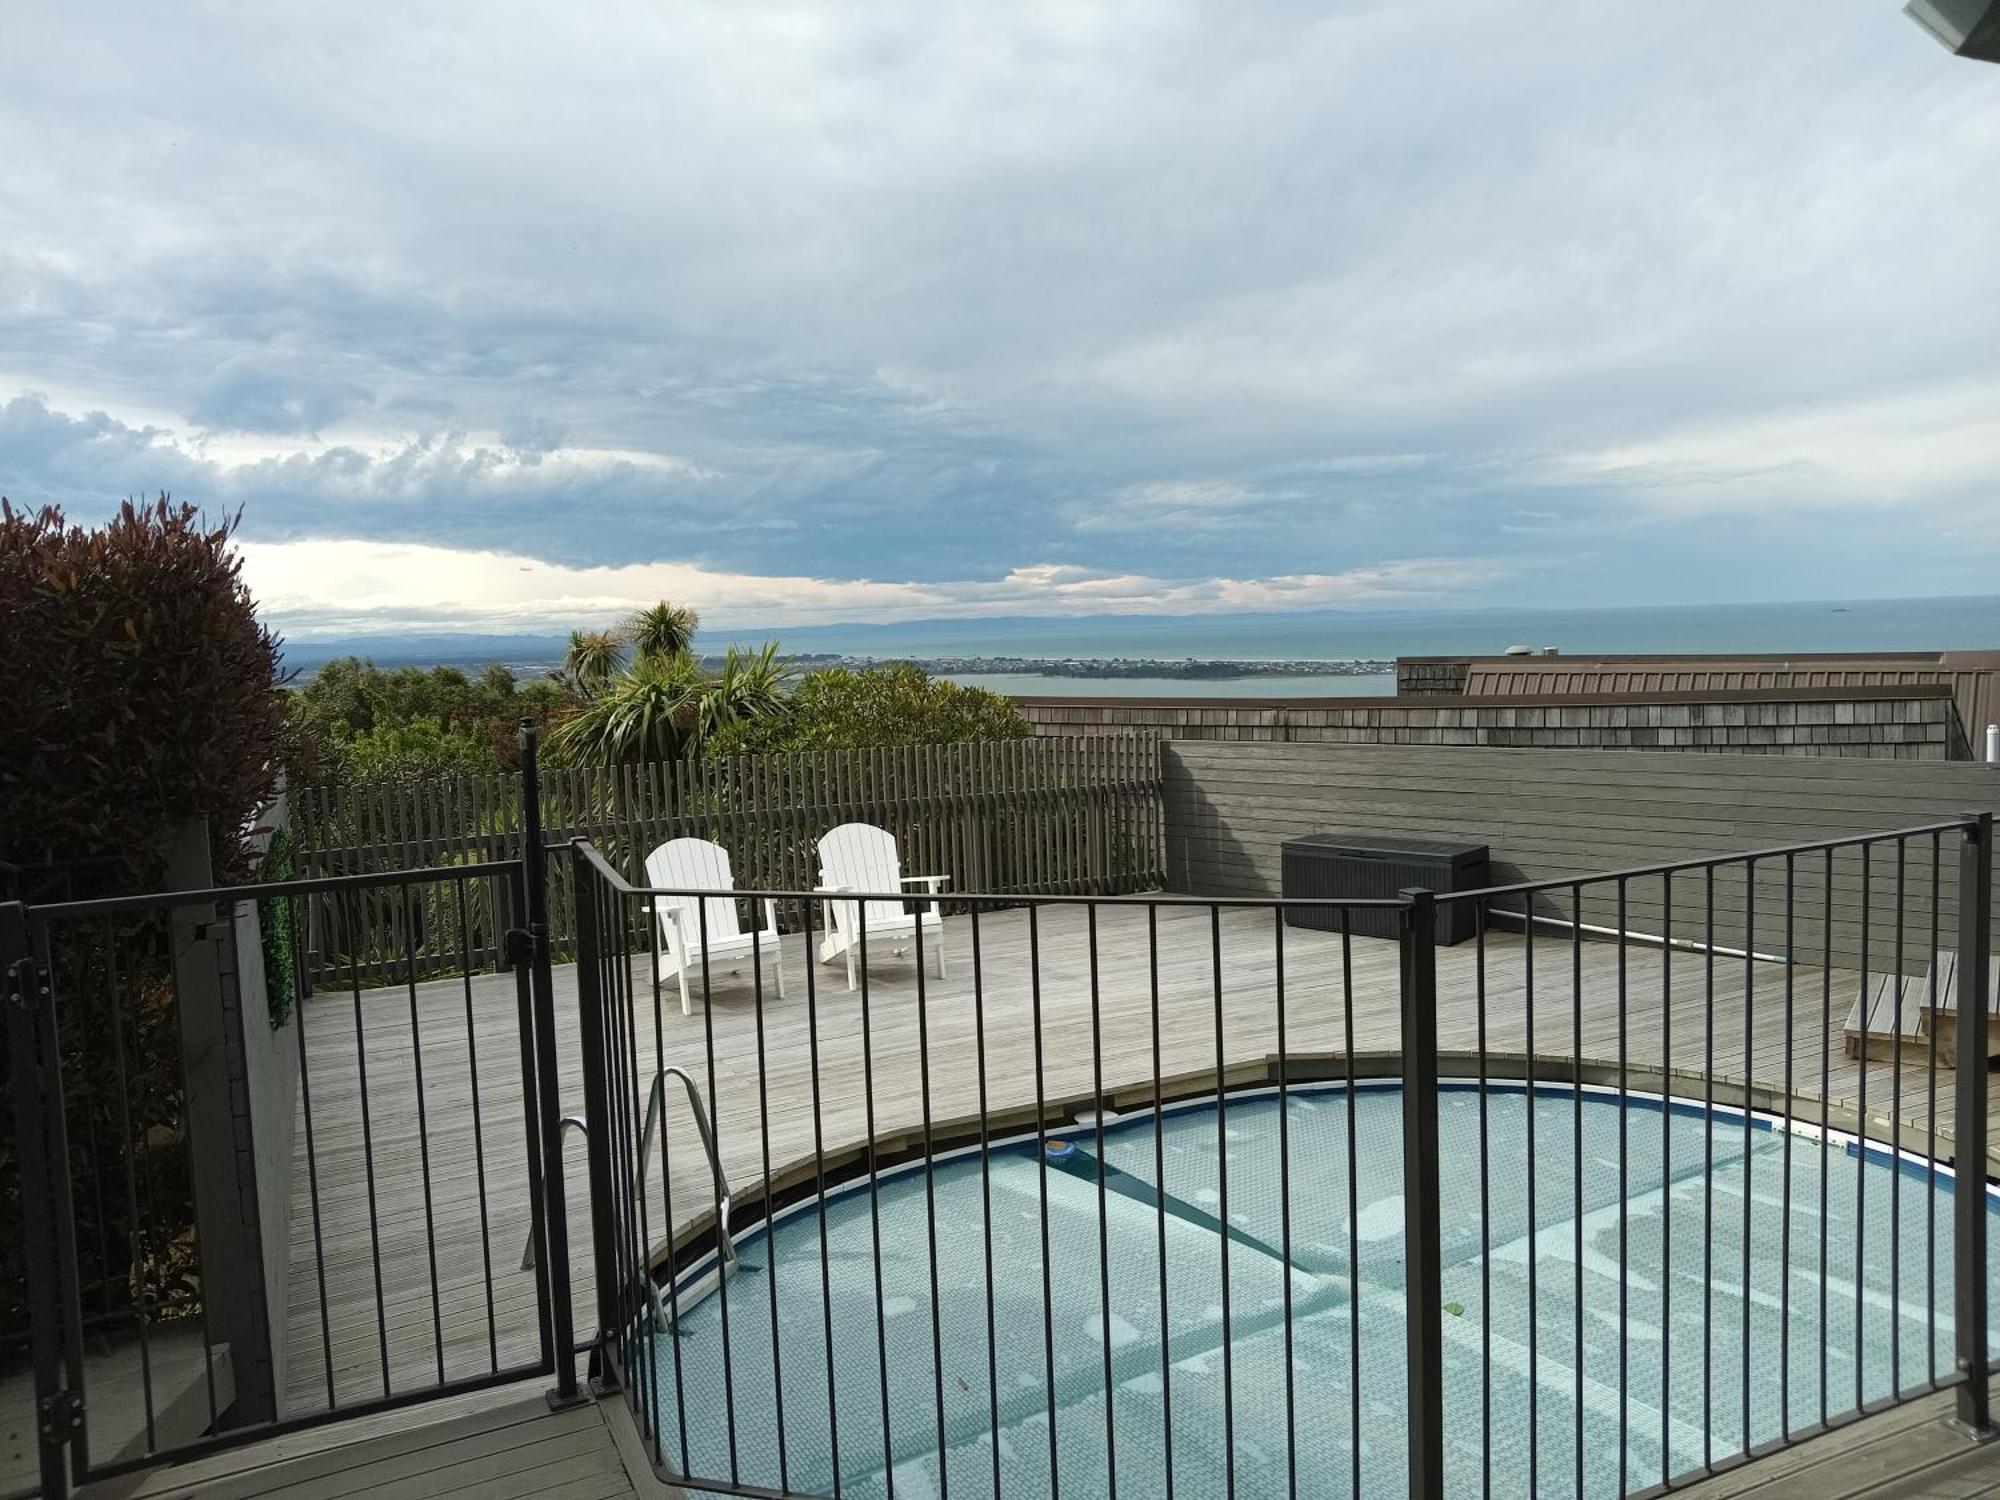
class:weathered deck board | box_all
[277,902,1999,1417]
[1672,1387,2000,1498]
[83,1383,645,1499]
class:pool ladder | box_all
[634,1067,739,1328]
[522,1068,738,1332]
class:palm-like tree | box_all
[697,642,791,743]
[627,602,700,664]
[548,650,705,765]
[564,629,625,695]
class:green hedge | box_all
[259,823,298,1028]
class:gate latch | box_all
[504,927,534,967]
[40,1389,83,1442]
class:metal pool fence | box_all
[569,813,1993,1500]
[6,713,1993,1499]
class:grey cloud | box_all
[498,413,567,456]
[2,2,1998,614]
[189,359,373,435]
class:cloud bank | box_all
[3,1,1998,634]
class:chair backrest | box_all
[816,822,910,933]
[643,838,744,954]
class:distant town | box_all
[792,654,1397,680]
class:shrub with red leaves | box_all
[0,496,285,1370]
[0,495,285,895]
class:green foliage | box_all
[0,495,285,890]
[627,601,699,663]
[293,605,1026,780]
[548,650,704,764]
[711,661,1030,755]
[699,642,791,742]
[259,823,298,1028]
[338,718,496,780]
[286,657,568,783]
[563,628,626,695]
[547,642,798,766]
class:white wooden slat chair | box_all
[642,837,784,1016]
[814,822,948,991]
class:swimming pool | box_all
[643,1082,2000,1498]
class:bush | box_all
[706,661,1030,756]
[549,642,790,766]
[259,824,298,1028]
[337,718,497,781]
[286,658,568,784]
[0,495,283,1367]
[0,496,285,891]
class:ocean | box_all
[724,594,2000,698]
[284,594,2000,697]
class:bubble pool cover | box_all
[646,1083,2000,1498]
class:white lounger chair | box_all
[814,822,948,990]
[643,837,784,1015]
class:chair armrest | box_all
[761,897,781,936]
[900,874,951,891]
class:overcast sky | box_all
[3,2,1997,635]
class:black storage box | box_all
[1280,833,1488,945]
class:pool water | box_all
[646,1083,2000,1499]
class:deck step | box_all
[1917,949,2000,1065]
[1842,971,1929,1063]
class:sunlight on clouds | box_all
[238,539,1505,635]
[1547,378,2000,513]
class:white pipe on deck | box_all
[1484,906,1791,965]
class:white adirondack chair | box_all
[814,822,948,991]
[642,838,784,1016]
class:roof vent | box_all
[1504,644,1533,656]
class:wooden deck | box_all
[1674,1388,2000,1498]
[277,900,2000,1418]
[76,1383,652,1500]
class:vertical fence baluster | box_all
[1570,881,1584,1500]
[1149,902,1175,1500]
[1781,854,1795,1437]
[1475,900,1492,1500]
[1856,844,1871,1414]
[522,725,579,1406]
[1661,867,1673,1488]
[1212,903,1237,1500]
[1274,904,1298,1500]
[1341,906,1361,1500]
[1891,840,1906,1399]
[1400,888,1444,1500]
[1928,832,1942,1389]
[1030,903,1058,1494]
[6,901,73,1500]
[1954,811,1992,1433]
[1742,862,1754,1456]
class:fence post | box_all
[5,902,75,1499]
[520,721,583,1408]
[1955,810,1993,1434]
[568,840,624,1393]
[1399,887,1446,1500]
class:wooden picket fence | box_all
[290,735,1165,984]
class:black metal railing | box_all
[3,849,578,1497]
[7,732,1993,1500]
[568,814,1993,1500]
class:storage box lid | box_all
[1285,832,1489,863]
